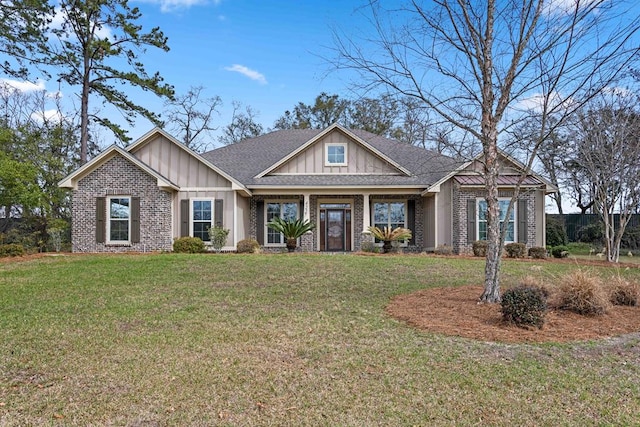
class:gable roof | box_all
[201,125,463,188]
[58,145,179,190]
[126,127,250,194]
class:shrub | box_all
[558,270,610,315]
[609,276,640,306]
[472,240,488,257]
[577,222,604,244]
[173,237,205,253]
[551,245,569,258]
[208,226,230,253]
[528,247,547,259]
[546,216,568,247]
[501,284,548,329]
[360,241,380,253]
[434,244,452,255]
[0,243,25,257]
[505,242,526,258]
[237,238,261,254]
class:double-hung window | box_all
[477,199,515,242]
[372,201,407,244]
[266,201,298,245]
[192,199,213,242]
[325,143,347,166]
[107,196,130,243]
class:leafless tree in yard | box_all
[334,0,640,302]
[567,89,640,262]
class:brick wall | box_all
[72,155,173,253]
[452,183,537,254]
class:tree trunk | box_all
[80,49,91,165]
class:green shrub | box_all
[237,238,261,254]
[501,284,548,329]
[472,240,488,257]
[546,216,568,247]
[566,242,594,255]
[528,246,547,259]
[0,243,25,257]
[434,244,452,255]
[551,245,569,258]
[609,276,639,306]
[558,270,610,315]
[208,226,230,253]
[505,242,526,258]
[360,241,380,253]
[173,237,205,253]
[577,222,604,244]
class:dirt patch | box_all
[386,285,640,343]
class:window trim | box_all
[476,198,517,243]
[371,199,408,247]
[325,142,348,166]
[264,200,300,247]
[190,198,215,243]
[106,196,131,245]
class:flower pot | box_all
[286,238,297,252]
[382,240,393,254]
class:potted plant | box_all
[267,217,316,252]
[367,226,412,253]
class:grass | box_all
[1,253,640,425]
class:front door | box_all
[326,210,345,251]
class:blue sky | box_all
[125,0,367,142]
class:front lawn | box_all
[1,254,639,425]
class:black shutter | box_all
[407,199,416,245]
[518,199,528,243]
[467,199,476,243]
[96,197,106,243]
[180,199,189,237]
[215,199,224,227]
[256,201,264,245]
[131,197,140,243]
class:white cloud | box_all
[30,109,66,124]
[516,90,575,113]
[0,79,46,94]
[224,64,267,85]
[50,6,112,40]
[542,0,599,16]
[136,0,212,13]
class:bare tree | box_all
[567,90,640,262]
[218,101,263,145]
[164,86,221,152]
[334,0,640,302]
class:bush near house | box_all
[505,243,526,258]
[609,276,640,306]
[558,270,610,315]
[237,238,261,254]
[173,237,205,253]
[551,245,569,258]
[528,247,547,259]
[472,240,488,257]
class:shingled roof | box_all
[200,126,463,188]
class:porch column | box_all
[303,193,311,222]
[362,192,371,232]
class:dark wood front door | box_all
[326,210,345,251]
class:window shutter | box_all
[518,199,528,243]
[256,201,264,245]
[131,197,140,243]
[467,199,476,243]
[215,199,224,227]
[180,199,189,237]
[407,199,416,245]
[96,197,106,243]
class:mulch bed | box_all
[386,285,640,343]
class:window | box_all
[477,199,516,242]
[192,199,213,242]
[325,143,347,166]
[372,201,407,244]
[266,201,298,245]
[107,196,130,243]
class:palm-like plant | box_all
[267,217,316,252]
[367,226,412,253]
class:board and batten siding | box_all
[272,132,399,175]
[173,190,236,246]
[130,135,232,188]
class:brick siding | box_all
[72,155,173,253]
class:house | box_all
[59,124,556,253]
